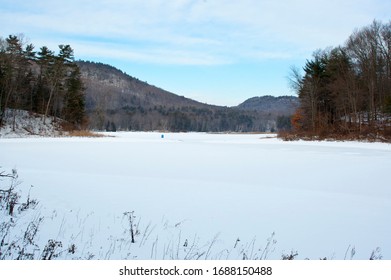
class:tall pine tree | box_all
[63,66,85,127]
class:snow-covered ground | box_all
[1,132,390,259]
[0,109,65,138]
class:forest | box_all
[0,35,292,133]
[3,19,391,137]
[0,35,85,129]
[288,20,391,141]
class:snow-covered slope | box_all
[0,109,65,138]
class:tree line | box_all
[95,104,276,132]
[289,20,391,140]
[0,34,85,128]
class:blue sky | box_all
[1,0,390,106]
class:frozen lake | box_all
[1,132,390,259]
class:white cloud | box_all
[2,0,391,65]
[73,41,229,65]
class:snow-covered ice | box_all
[1,132,390,259]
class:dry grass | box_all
[277,129,391,143]
[67,130,105,138]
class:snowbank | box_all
[0,109,65,138]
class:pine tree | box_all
[0,34,87,130]
[63,66,85,127]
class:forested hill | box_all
[287,20,391,140]
[237,95,299,115]
[78,61,294,132]
[78,61,208,109]
[0,32,295,134]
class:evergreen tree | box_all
[0,34,86,130]
[63,66,85,127]
[291,20,391,139]
[0,35,32,127]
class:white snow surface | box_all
[1,132,390,259]
[0,109,65,138]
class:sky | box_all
[1,0,390,106]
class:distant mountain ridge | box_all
[77,61,297,132]
[78,61,209,110]
[237,95,299,115]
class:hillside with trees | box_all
[1,34,296,134]
[236,95,298,114]
[287,20,391,141]
[0,35,85,130]
[79,61,294,132]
